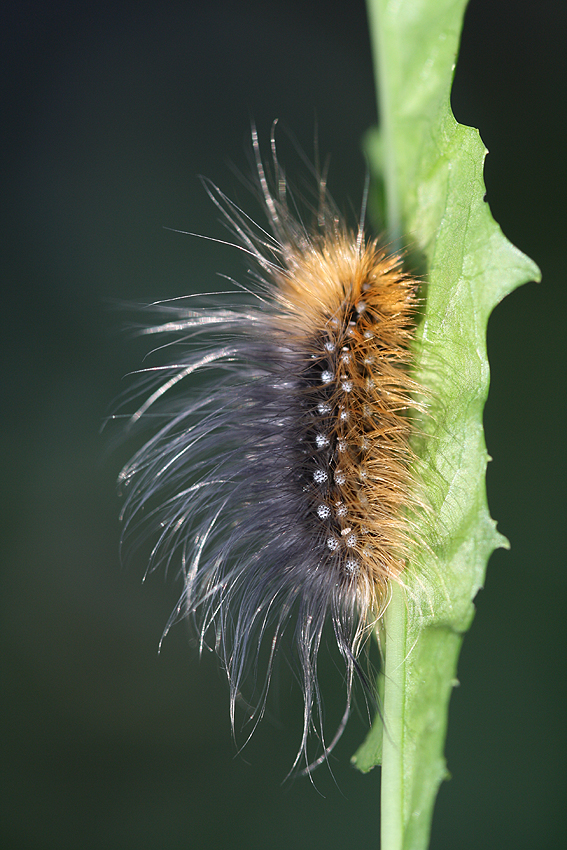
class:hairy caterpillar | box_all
[118,127,424,773]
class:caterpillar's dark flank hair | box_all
[118,128,424,773]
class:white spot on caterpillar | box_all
[335,470,346,485]
[318,402,331,414]
[316,433,330,448]
[341,379,353,393]
[317,504,331,519]
[313,469,328,484]
[321,370,334,384]
[327,537,339,552]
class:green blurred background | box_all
[2,1,565,848]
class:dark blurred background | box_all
[1,1,565,848]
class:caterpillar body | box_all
[119,128,424,772]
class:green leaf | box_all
[352,2,541,849]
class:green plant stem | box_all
[380,583,406,850]
[367,1,405,844]
[365,0,401,243]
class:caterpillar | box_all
[118,126,424,773]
